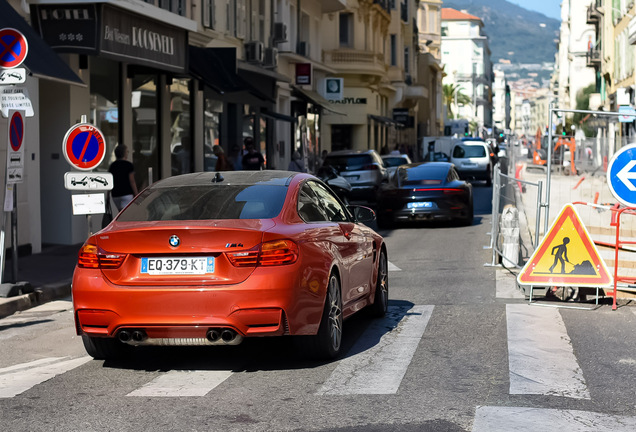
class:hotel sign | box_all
[33,4,186,73]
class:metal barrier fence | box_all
[486,162,543,269]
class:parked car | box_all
[450,142,493,186]
[376,162,473,227]
[72,171,388,361]
[464,137,498,166]
[381,154,412,179]
[322,150,387,203]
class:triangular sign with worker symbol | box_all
[518,204,613,287]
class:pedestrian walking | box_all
[288,151,305,172]
[108,144,139,212]
[242,138,265,170]
[213,145,233,171]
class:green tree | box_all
[443,83,471,119]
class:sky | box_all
[508,0,561,20]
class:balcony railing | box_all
[586,49,601,67]
[586,3,603,25]
[323,49,387,76]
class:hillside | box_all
[443,0,560,85]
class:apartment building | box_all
[440,7,493,133]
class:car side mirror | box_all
[349,205,376,223]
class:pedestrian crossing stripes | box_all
[127,370,233,397]
[0,305,593,403]
[506,304,590,399]
[472,406,636,432]
[0,356,91,398]
[316,304,433,395]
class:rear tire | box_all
[368,250,389,318]
[297,274,343,360]
[82,335,130,361]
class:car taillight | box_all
[77,243,126,269]
[362,164,380,170]
[227,240,299,267]
[413,188,465,195]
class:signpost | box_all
[607,144,636,207]
[62,118,111,235]
[0,28,28,285]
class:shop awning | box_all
[189,46,274,103]
[261,109,295,123]
[292,86,346,115]
[0,2,84,86]
[368,114,404,127]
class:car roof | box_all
[326,149,378,156]
[149,170,297,188]
[381,154,409,159]
[462,137,487,142]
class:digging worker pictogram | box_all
[549,237,570,274]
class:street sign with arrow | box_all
[607,144,636,207]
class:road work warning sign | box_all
[517,204,612,287]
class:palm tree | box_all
[443,83,471,119]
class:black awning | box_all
[1,3,84,86]
[369,114,403,127]
[261,108,294,123]
[189,46,274,103]
[292,86,346,115]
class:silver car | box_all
[323,150,387,203]
[381,154,412,179]
[450,142,493,186]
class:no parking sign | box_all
[62,123,106,171]
[0,28,28,69]
[6,110,24,184]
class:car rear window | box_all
[396,165,448,186]
[116,184,287,221]
[453,145,486,158]
[324,154,374,172]
[382,157,408,168]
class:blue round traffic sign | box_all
[62,123,106,171]
[9,111,23,151]
[0,28,28,69]
[607,144,636,207]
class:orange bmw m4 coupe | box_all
[72,170,388,360]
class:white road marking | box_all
[472,406,636,432]
[0,356,91,398]
[127,370,233,397]
[506,304,590,399]
[388,261,401,271]
[316,304,433,395]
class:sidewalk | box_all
[0,243,81,318]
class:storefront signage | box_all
[393,108,414,128]
[330,97,367,104]
[33,4,186,73]
[0,87,34,118]
[34,4,98,53]
[323,78,343,101]
[296,63,311,85]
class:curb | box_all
[0,279,72,319]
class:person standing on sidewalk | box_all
[108,145,139,211]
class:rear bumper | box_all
[72,266,325,340]
[382,207,469,222]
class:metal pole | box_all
[535,180,543,249]
[544,104,554,234]
[11,185,17,282]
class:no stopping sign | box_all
[62,123,106,171]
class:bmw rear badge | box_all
[169,235,180,247]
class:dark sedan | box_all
[376,162,473,227]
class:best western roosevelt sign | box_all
[32,4,186,73]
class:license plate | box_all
[141,257,214,275]
[408,202,433,209]
[462,163,477,167]
[343,175,359,181]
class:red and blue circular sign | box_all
[9,111,23,151]
[0,28,28,69]
[62,123,106,171]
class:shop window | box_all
[169,78,192,176]
[204,98,223,171]
[89,57,120,173]
[132,74,159,190]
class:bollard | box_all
[500,205,520,267]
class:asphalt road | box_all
[2,182,636,431]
